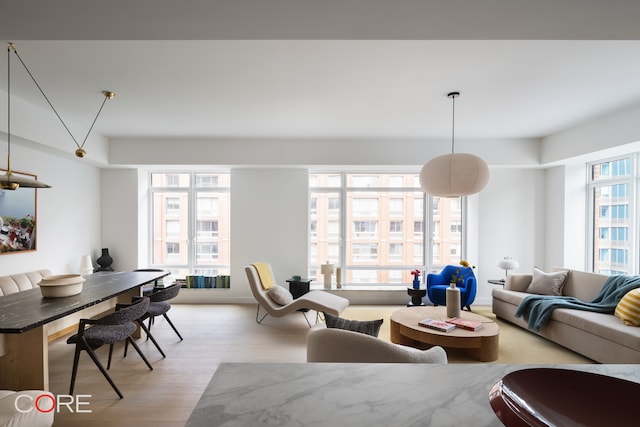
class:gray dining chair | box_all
[143,283,183,341]
[67,297,153,398]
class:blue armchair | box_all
[426,265,477,311]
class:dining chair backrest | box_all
[149,283,181,303]
[95,297,150,325]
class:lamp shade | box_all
[79,254,94,276]
[420,153,489,197]
[497,257,519,271]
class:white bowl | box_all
[38,274,85,297]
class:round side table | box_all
[406,286,426,307]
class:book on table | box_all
[445,317,484,331]
[418,318,456,332]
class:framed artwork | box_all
[0,169,38,253]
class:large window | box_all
[309,172,465,286]
[150,172,230,278]
[588,157,633,275]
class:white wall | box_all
[0,142,102,275]
[227,168,309,302]
[99,168,140,272]
[476,168,545,304]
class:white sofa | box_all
[0,270,51,296]
[492,268,640,363]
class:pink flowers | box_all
[410,269,421,277]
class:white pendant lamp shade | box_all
[420,153,490,197]
[420,91,489,198]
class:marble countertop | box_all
[186,363,640,427]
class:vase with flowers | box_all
[410,269,421,289]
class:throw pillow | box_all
[526,267,569,296]
[267,285,293,306]
[615,288,640,326]
[324,312,384,337]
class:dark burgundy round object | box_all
[489,368,639,427]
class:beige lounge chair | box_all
[245,263,349,327]
[307,327,448,363]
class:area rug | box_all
[340,305,594,364]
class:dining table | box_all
[0,270,168,390]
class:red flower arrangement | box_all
[410,269,420,277]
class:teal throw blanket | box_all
[515,275,640,331]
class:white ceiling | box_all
[2,0,640,142]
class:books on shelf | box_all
[178,275,231,289]
[445,317,484,331]
[418,318,456,332]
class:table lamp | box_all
[80,254,93,276]
[497,257,519,280]
[320,261,334,289]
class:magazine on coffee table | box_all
[418,318,456,332]
[445,317,484,331]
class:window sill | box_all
[310,284,408,292]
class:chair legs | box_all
[70,336,153,399]
[162,313,183,341]
[256,304,269,324]
[256,304,319,327]
[147,313,183,341]
[69,337,124,399]
[125,319,167,358]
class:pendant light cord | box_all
[7,44,11,164]
[449,92,458,155]
[9,44,112,150]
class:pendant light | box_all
[1,43,51,190]
[420,92,489,198]
[7,42,114,159]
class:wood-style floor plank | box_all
[48,304,310,427]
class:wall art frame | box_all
[0,169,39,254]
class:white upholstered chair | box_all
[307,327,448,363]
[0,389,54,427]
[245,263,349,327]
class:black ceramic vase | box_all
[95,248,114,272]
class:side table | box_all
[488,279,505,286]
[286,278,312,299]
[406,286,426,307]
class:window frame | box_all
[309,171,467,287]
[587,155,637,275]
[149,171,230,278]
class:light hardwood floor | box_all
[46,304,592,427]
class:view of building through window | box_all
[589,158,633,275]
[150,173,230,279]
[309,173,464,286]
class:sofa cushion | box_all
[324,312,383,337]
[267,285,293,306]
[0,270,52,296]
[526,268,569,296]
[615,288,640,326]
[549,308,640,350]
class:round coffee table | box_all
[390,306,499,362]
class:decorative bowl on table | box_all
[38,274,85,297]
